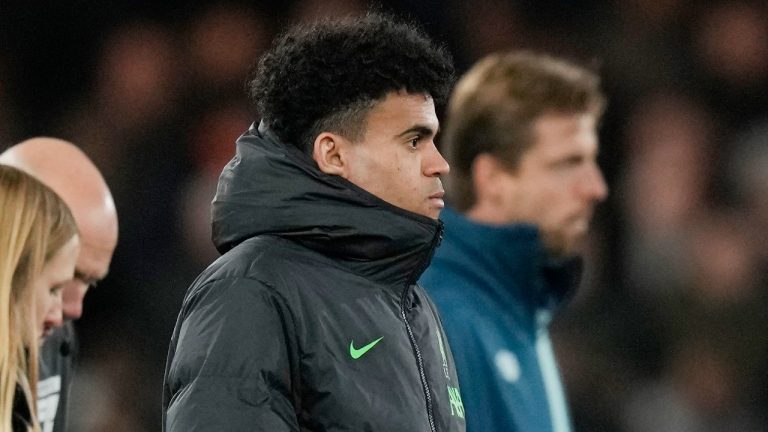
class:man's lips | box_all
[429,191,445,208]
[571,209,596,231]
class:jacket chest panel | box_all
[294,285,432,430]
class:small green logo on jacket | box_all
[448,386,465,419]
[349,337,383,359]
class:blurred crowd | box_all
[1,0,767,430]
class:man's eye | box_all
[75,274,99,289]
[409,137,420,148]
[556,156,584,168]
[50,284,64,296]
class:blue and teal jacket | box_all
[420,207,581,432]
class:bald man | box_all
[0,137,118,432]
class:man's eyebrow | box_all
[397,124,439,138]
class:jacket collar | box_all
[435,207,581,311]
[211,123,442,286]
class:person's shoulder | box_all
[181,235,324,312]
[421,254,477,294]
[212,234,347,283]
[191,236,291,285]
[421,257,503,323]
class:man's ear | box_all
[312,132,347,176]
[471,153,514,206]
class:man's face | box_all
[342,92,449,219]
[495,112,608,256]
[0,137,119,322]
[63,233,114,320]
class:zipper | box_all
[406,221,444,287]
[400,222,444,432]
[400,305,436,432]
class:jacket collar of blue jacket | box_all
[436,207,581,314]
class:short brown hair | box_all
[443,51,606,211]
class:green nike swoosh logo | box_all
[349,337,383,359]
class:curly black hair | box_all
[247,13,455,154]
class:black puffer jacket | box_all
[162,124,466,432]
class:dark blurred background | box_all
[1,0,767,430]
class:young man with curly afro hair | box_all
[163,13,466,432]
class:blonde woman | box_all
[0,165,79,432]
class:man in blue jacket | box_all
[420,51,608,432]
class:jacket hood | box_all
[211,123,442,285]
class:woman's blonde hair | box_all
[0,164,78,432]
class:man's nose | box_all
[62,279,88,320]
[424,142,450,177]
[584,163,608,202]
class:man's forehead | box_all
[533,113,597,142]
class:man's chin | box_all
[545,235,586,258]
